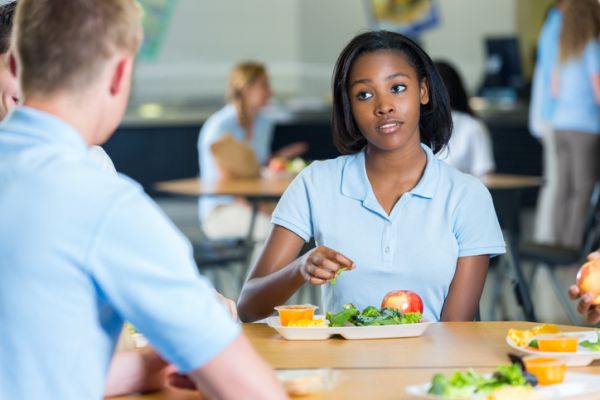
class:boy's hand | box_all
[214,291,237,320]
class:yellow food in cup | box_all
[488,386,539,400]
[287,319,327,327]
[507,324,560,348]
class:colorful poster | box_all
[138,0,177,60]
[366,0,440,37]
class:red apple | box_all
[576,259,600,305]
[381,290,423,314]
[268,157,287,173]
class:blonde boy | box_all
[0,1,285,399]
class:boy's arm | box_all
[104,347,171,397]
[187,334,287,400]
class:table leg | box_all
[490,188,537,322]
[239,201,259,287]
[504,230,537,322]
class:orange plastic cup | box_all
[275,305,317,326]
[536,334,578,352]
[523,357,566,385]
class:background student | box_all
[551,0,600,249]
[0,1,285,399]
[198,61,307,242]
[434,60,495,178]
[529,0,564,244]
[237,30,505,323]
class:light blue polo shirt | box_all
[272,144,505,321]
[197,104,274,221]
[553,39,600,134]
[0,107,240,399]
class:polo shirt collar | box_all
[1,106,88,154]
[341,143,439,204]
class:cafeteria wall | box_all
[132,0,553,104]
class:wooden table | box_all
[112,321,600,400]
[155,175,294,199]
[155,174,541,198]
[482,173,542,191]
[156,175,294,246]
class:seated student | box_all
[0,2,236,396]
[237,31,505,323]
[433,60,495,178]
[198,61,307,241]
[0,1,286,399]
[569,250,600,324]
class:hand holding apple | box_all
[381,290,423,314]
[576,258,600,305]
[569,284,600,324]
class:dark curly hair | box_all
[0,1,16,54]
[331,30,452,155]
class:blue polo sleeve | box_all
[272,167,314,242]
[454,179,506,258]
[86,186,240,373]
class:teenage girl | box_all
[237,31,505,323]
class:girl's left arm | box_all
[440,255,489,321]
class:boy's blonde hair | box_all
[14,0,143,98]
[226,62,267,129]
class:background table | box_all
[111,321,600,400]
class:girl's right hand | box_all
[298,246,355,285]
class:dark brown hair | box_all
[434,60,474,116]
[0,1,16,54]
[331,30,452,155]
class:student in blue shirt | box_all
[0,3,182,396]
[551,0,600,249]
[0,1,285,399]
[237,31,505,323]
[529,1,564,244]
[198,62,307,241]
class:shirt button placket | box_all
[383,220,393,268]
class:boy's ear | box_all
[109,56,132,96]
[8,51,17,79]
[420,79,430,105]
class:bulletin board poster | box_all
[138,0,177,61]
[366,0,440,38]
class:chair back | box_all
[579,181,600,259]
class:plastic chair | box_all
[192,237,252,294]
[518,181,600,324]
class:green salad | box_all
[427,363,534,399]
[325,303,422,327]
[581,330,600,351]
